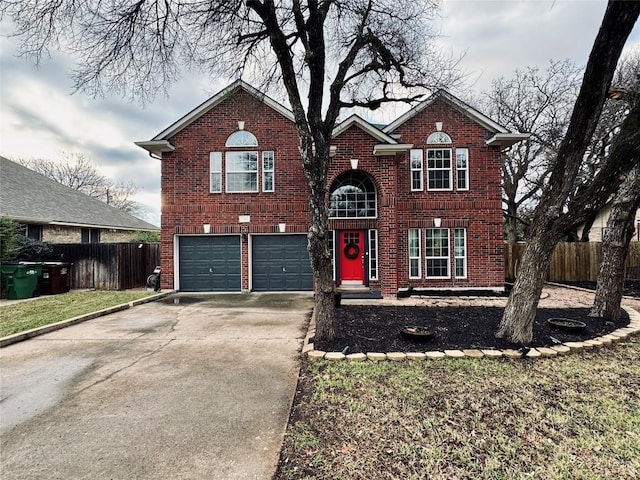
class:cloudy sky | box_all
[1,0,639,226]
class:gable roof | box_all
[332,114,399,144]
[136,81,528,157]
[0,157,159,231]
[383,90,530,150]
[136,80,295,157]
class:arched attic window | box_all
[426,131,452,144]
[226,130,258,147]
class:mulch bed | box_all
[314,306,631,354]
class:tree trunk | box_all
[303,142,336,341]
[590,164,640,320]
[496,229,556,343]
[505,203,519,244]
[496,1,640,344]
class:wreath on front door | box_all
[344,243,360,259]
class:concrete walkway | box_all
[0,293,313,479]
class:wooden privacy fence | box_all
[505,242,640,282]
[50,243,160,290]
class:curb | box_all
[303,306,640,362]
[0,291,174,348]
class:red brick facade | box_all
[140,81,515,296]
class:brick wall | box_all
[43,225,144,244]
[158,88,504,294]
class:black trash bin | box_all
[40,262,71,295]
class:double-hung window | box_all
[210,130,275,194]
[226,151,258,192]
[410,149,423,191]
[456,148,469,190]
[210,152,222,193]
[427,149,452,190]
[425,228,450,278]
[262,151,274,192]
[408,228,421,278]
[454,228,467,278]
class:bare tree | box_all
[1,0,457,340]
[16,153,141,215]
[590,51,640,321]
[496,1,639,344]
[483,60,582,243]
[576,48,640,241]
[590,163,640,321]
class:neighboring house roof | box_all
[0,156,159,231]
[136,81,529,157]
[383,89,530,150]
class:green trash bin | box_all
[1,263,42,300]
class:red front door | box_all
[339,230,365,284]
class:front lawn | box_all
[0,290,153,337]
[276,337,640,480]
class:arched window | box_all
[426,131,452,144]
[329,171,377,218]
[225,130,258,147]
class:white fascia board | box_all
[151,80,294,141]
[373,144,413,156]
[333,114,398,144]
[49,221,159,231]
[134,140,175,158]
[485,133,531,150]
[383,90,510,135]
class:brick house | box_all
[136,80,527,296]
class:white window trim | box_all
[410,149,423,192]
[408,228,421,279]
[330,230,336,281]
[262,151,275,192]
[368,229,378,280]
[456,148,469,191]
[210,152,222,193]
[226,151,259,193]
[454,228,467,279]
[425,228,451,278]
[426,148,453,191]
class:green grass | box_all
[0,290,153,337]
[276,337,640,480]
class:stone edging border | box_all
[0,291,174,348]
[302,306,640,362]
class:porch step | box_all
[337,288,382,300]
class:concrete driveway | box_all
[0,293,313,480]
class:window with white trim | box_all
[427,131,452,144]
[410,149,423,191]
[408,228,421,279]
[210,152,222,193]
[226,130,258,147]
[226,151,258,192]
[262,151,274,192]
[368,230,378,280]
[456,148,469,190]
[427,149,452,190]
[454,228,467,278]
[425,228,450,278]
